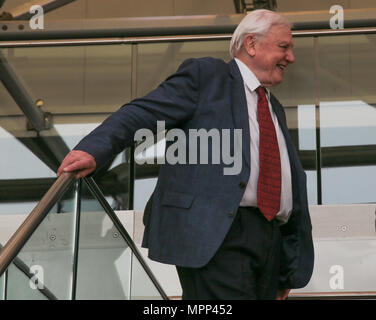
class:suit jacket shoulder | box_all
[186,57,230,78]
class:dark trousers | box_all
[176,207,282,300]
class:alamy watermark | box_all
[329,264,344,290]
[134,121,243,175]
[329,5,344,29]
[29,5,44,30]
[29,264,44,290]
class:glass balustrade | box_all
[0,176,166,300]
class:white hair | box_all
[229,9,291,58]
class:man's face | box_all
[247,25,295,87]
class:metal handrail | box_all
[0,172,74,276]
[0,27,376,48]
[1,8,376,41]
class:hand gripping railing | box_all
[0,172,74,276]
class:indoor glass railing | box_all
[0,172,168,300]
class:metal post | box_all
[0,51,47,132]
[70,179,81,300]
[314,36,322,205]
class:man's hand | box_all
[57,150,97,179]
[276,289,290,300]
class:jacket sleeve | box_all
[73,58,200,169]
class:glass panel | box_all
[137,40,230,97]
[75,179,132,299]
[134,177,158,211]
[5,263,48,300]
[318,35,376,103]
[130,256,163,300]
[1,46,131,114]
[76,179,164,300]
[318,35,376,204]
[292,204,376,295]
[4,181,77,300]
[0,128,56,215]
[0,271,5,300]
[0,119,54,179]
[297,104,317,204]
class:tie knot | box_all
[255,86,267,98]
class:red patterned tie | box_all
[255,86,281,221]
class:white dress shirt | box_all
[235,58,293,224]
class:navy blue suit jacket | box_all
[75,57,314,289]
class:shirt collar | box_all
[234,58,270,98]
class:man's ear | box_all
[243,34,257,57]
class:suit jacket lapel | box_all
[270,94,301,207]
[229,59,251,169]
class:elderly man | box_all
[58,9,314,300]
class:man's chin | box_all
[260,73,284,87]
[269,75,284,87]
[262,79,282,87]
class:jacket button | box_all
[239,182,246,189]
[228,211,235,217]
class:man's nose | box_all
[286,49,295,64]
